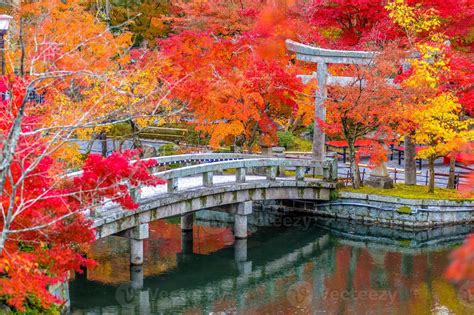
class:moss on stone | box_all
[399,239,412,247]
[397,206,412,214]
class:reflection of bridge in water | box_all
[71,224,334,314]
[70,218,472,314]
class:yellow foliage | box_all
[403,43,449,90]
[133,118,151,129]
[413,93,474,159]
[52,142,82,168]
[386,0,441,40]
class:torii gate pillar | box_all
[314,62,328,161]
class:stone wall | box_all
[279,192,474,229]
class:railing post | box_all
[267,166,277,181]
[236,168,246,183]
[167,178,178,193]
[323,164,329,180]
[332,157,338,180]
[295,166,305,182]
[203,171,213,187]
[129,184,141,203]
[324,154,338,181]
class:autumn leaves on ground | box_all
[0,0,473,313]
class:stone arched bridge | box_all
[89,153,338,265]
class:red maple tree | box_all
[0,78,165,311]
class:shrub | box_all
[158,143,177,156]
[277,131,296,148]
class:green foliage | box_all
[107,122,132,138]
[307,124,314,137]
[330,189,339,201]
[165,217,180,225]
[1,295,62,315]
[291,138,312,152]
[215,147,232,153]
[340,184,473,201]
[185,126,210,146]
[277,131,296,148]
[18,241,34,253]
[158,143,177,156]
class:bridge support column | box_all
[234,239,252,275]
[234,201,252,239]
[130,265,144,289]
[129,224,149,266]
[181,229,193,256]
[181,213,194,232]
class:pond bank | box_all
[278,192,474,229]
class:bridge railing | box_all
[143,153,262,170]
[149,157,338,194]
[72,153,337,206]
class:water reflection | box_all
[70,217,474,315]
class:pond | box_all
[69,215,474,315]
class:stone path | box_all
[140,175,267,200]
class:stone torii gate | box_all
[285,39,378,161]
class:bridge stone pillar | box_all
[296,265,304,281]
[234,239,252,274]
[181,213,194,232]
[181,229,194,256]
[130,265,144,289]
[130,224,149,266]
[234,201,252,239]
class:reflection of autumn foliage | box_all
[86,220,235,284]
[446,234,474,283]
[193,226,235,255]
[315,245,471,314]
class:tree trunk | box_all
[447,153,456,189]
[19,17,25,76]
[0,213,12,255]
[0,231,7,255]
[99,131,107,157]
[84,134,96,155]
[105,0,111,21]
[348,142,361,189]
[404,135,417,185]
[428,157,435,193]
[129,120,143,155]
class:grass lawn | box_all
[340,184,474,201]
